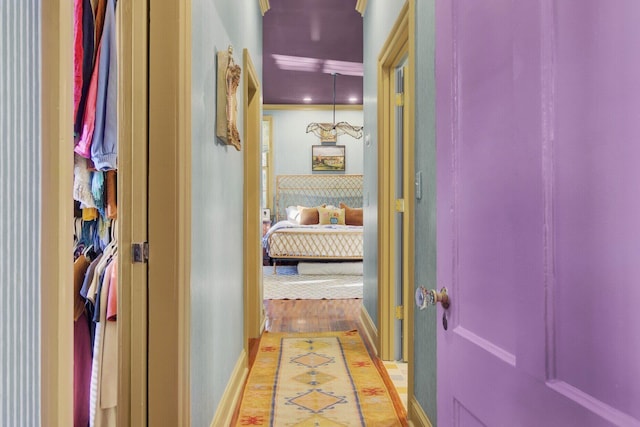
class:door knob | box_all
[416,286,450,310]
[428,287,450,309]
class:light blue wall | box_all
[0,2,41,426]
[414,0,438,422]
[190,1,261,425]
[362,1,405,332]
[264,108,364,208]
[363,1,438,422]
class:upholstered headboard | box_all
[275,174,364,221]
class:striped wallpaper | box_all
[1,1,42,426]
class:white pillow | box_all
[286,206,300,223]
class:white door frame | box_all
[377,1,415,363]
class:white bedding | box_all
[264,220,363,260]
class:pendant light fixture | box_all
[306,73,363,142]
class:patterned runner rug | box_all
[235,331,407,426]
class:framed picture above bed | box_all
[312,145,345,172]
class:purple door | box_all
[435,1,640,425]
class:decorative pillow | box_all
[286,206,300,223]
[339,202,363,226]
[297,205,322,225]
[318,206,346,225]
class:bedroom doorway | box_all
[377,0,414,379]
[243,48,265,347]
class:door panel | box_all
[553,2,640,419]
[436,0,640,426]
[394,66,405,361]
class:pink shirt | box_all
[106,257,118,321]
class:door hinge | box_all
[132,242,149,263]
[395,198,405,212]
[395,305,404,320]
[395,93,404,107]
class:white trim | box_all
[409,396,434,427]
[263,104,362,111]
[41,1,74,424]
[359,305,379,357]
[259,0,270,15]
[355,0,368,16]
[210,350,249,427]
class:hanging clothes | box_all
[105,170,117,219]
[75,0,95,137]
[91,0,118,171]
[74,1,118,424]
[74,311,92,427]
[90,255,117,426]
[73,0,84,120]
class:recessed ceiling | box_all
[263,0,363,105]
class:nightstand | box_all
[262,219,271,237]
[262,220,272,266]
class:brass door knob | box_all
[428,287,450,309]
[416,286,450,310]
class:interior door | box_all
[436,1,640,426]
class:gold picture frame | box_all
[312,145,345,172]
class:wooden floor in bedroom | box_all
[263,298,363,333]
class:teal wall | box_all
[190,1,262,425]
[363,1,438,423]
[263,108,364,209]
[362,0,405,330]
[414,0,438,422]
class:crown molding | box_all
[259,0,270,16]
[263,104,363,111]
[355,0,368,16]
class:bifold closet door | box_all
[117,1,150,425]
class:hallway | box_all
[231,299,408,424]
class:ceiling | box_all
[262,0,364,106]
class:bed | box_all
[264,174,364,272]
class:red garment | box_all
[74,312,92,427]
[73,0,84,119]
[74,41,102,159]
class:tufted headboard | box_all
[275,174,364,222]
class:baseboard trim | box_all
[359,305,379,357]
[210,349,248,427]
[409,396,433,427]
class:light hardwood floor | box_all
[263,298,363,333]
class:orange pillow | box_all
[339,202,363,226]
[297,205,325,225]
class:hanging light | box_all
[306,73,363,142]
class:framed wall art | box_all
[312,145,345,172]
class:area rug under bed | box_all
[263,273,363,300]
[235,330,407,426]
